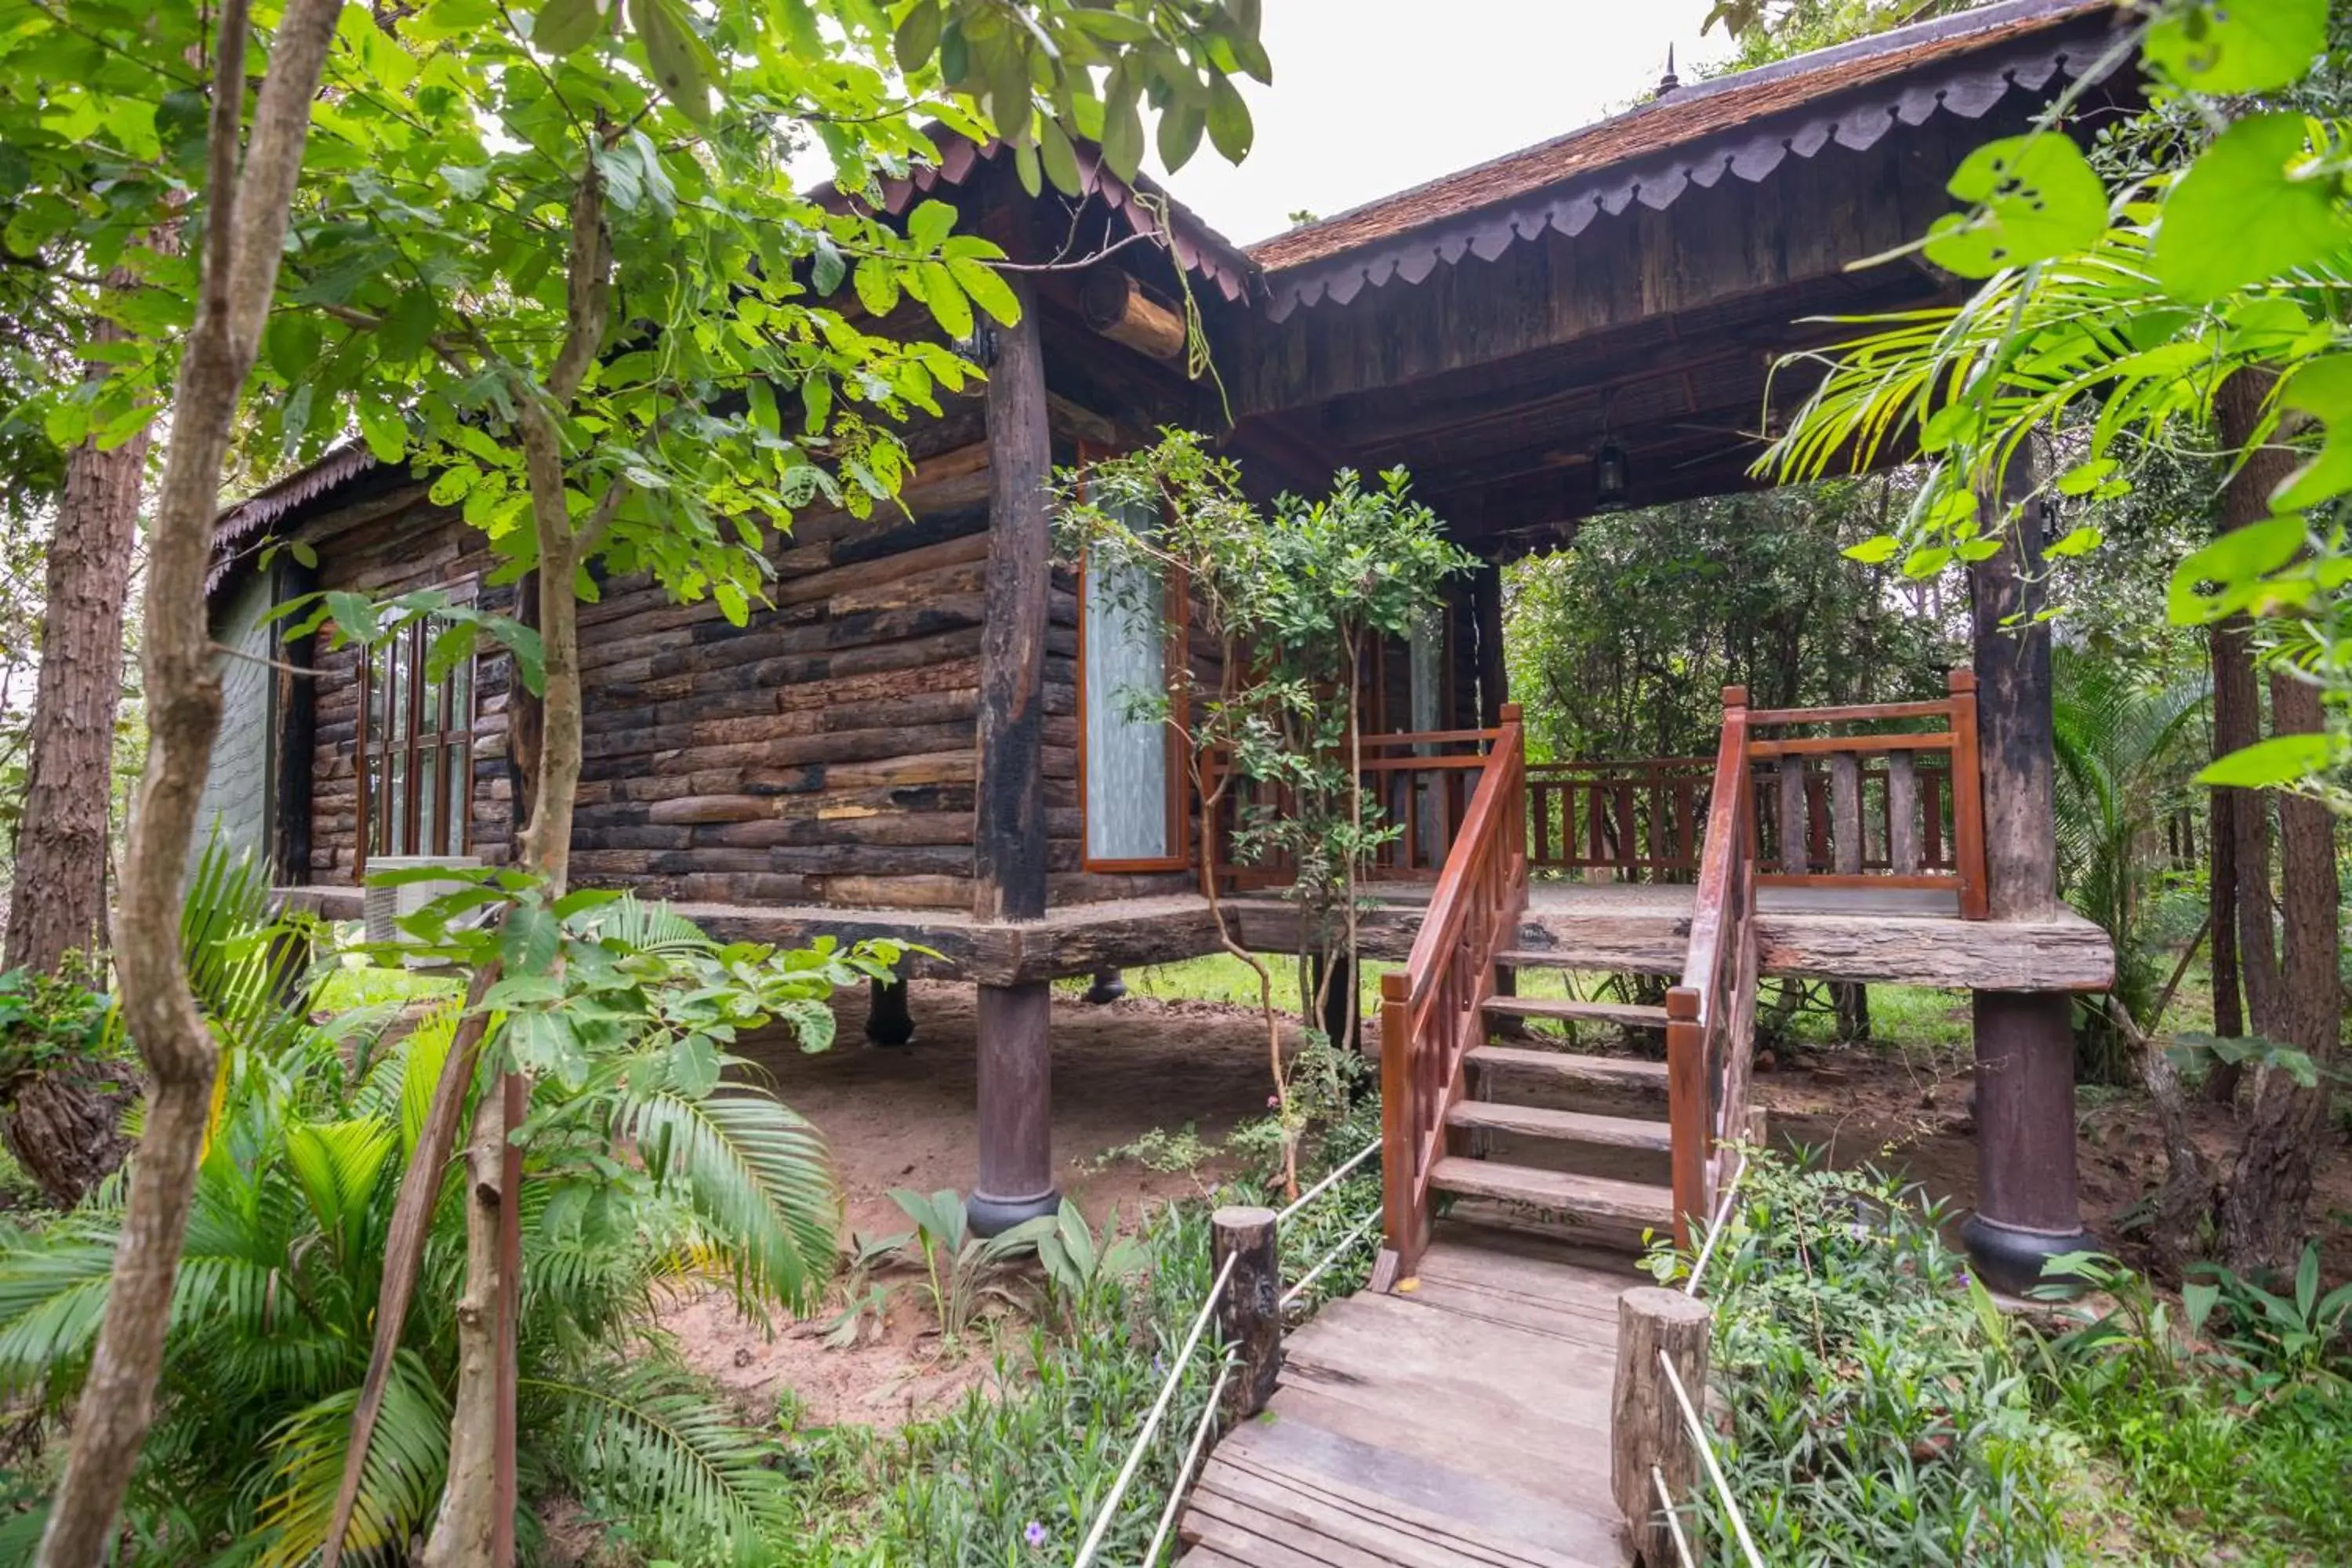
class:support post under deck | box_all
[967,194,1058,1235]
[1963,451,2087,1294]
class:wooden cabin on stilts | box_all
[203,0,2124,1356]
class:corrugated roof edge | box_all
[1250,0,2124,319]
[207,439,380,593]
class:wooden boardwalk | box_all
[1178,1222,1642,1566]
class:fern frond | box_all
[256,1350,452,1567]
[619,1087,839,1316]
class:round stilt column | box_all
[864,977,915,1047]
[1965,448,2088,1294]
[1082,966,1127,1004]
[1963,990,2085,1292]
[969,981,1059,1235]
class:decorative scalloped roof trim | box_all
[206,440,380,592]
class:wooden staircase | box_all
[1376,688,1762,1285]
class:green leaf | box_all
[2054,458,2117,497]
[265,315,321,384]
[2197,731,2336,788]
[2044,524,2103,559]
[1922,134,2107,278]
[852,258,901,316]
[2155,114,2352,303]
[1012,140,1042,198]
[1101,64,1145,182]
[2167,513,2306,622]
[630,0,713,122]
[379,286,439,363]
[358,402,408,464]
[2276,354,2352,507]
[500,902,562,976]
[917,261,973,339]
[1157,99,1206,174]
[1842,535,1900,564]
[811,235,845,296]
[1038,114,1083,196]
[946,257,1021,327]
[906,198,957,253]
[1206,74,1252,164]
[2145,0,2326,94]
[892,0,941,74]
[532,0,606,54]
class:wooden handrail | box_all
[1381,705,1526,1282]
[1665,687,1757,1249]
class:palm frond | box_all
[255,1350,451,1567]
[620,1084,838,1316]
[532,1363,796,1563]
[572,894,717,956]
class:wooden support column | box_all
[1213,1206,1282,1423]
[969,235,1060,1236]
[1963,448,2087,1294]
[864,978,915,1047]
[1613,1287,1713,1568]
[1472,562,1520,1014]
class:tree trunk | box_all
[7,289,146,978]
[2217,670,2342,1269]
[419,1086,513,1568]
[37,4,344,1562]
[2205,785,2244,1099]
[2206,372,2294,1107]
[2,276,149,1207]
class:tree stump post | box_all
[1082,967,1127,1004]
[1213,1206,1281,1425]
[1613,1287,1712,1568]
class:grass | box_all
[313,956,463,1012]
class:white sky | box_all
[1146,2,1735,246]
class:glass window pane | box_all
[365,756,385,857]
[1083,527,1171,863]
[415,743,440,861]
[388,633,411,744]
[450,655,474,739]
[445,742,470,855]
[387,752,408,857]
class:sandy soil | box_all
[656,982,2352,1435]
[660,981,1288,1430]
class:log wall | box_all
[299,408,1171,910]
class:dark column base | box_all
[971,981,1059,1236]
[864,978,916,1047]
[1966,989,2087,1297]
[1962,1212,2092,1296]
[1082,966,1127,1004]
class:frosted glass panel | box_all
[1084,546,1171,863]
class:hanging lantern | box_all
[1595,442,1629,509]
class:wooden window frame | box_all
[1075,460,1192,875]
[354,586,478,881]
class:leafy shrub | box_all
[0,846,887,1565]
[1661,1150,2081,1565]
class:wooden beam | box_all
[973,259,1051,923]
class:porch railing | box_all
[1525,669,1989,919]
[1376,705,1525,1281]
[1202,727,1498,887]
[1665,688,1759,1247]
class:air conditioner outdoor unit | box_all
[362,855,484,947]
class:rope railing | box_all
[1070,1250,1239,1568]
[1071,1145,1382,1565]
[1639,1139,1766,1568]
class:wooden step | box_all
[1446,1100,1672,1152]
[1497,948,1681,975]
[1465,1045,1668,1091]
[1485,996,1669,1028]
[1428,1156,1675,1229]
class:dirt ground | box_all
[661,981,1279,1430]
[658,981,2352,1435]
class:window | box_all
[1079,496,1188,873]
[357,605,475,873]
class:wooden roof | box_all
[1247,0,2118,321]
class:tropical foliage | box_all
[0,844,887,1563]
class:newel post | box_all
[1613,1287,1714,1568]
[1946,667,1990,920]
[1664,988,1707,1250]
[1377,970,1421,1286]
[1212,1207,1281,1423]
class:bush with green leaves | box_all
[1654,1149,2082,1565]
[0,845,891,1565]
